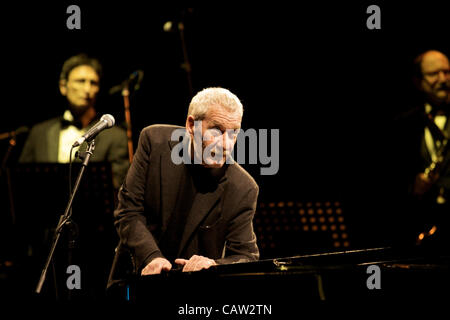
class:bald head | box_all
[417,50,450,106]
[421,50,449,74]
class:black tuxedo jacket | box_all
[18,116,129,188]
[390,105,450,245]
[108,124,259,287]
[395,106,450,197]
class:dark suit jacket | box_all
[395,106,450,198]
[18,116,129,189]
[391,105,450,244]
[107,124,259,287]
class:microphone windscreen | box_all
[101,114,115,127]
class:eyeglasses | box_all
[423,69,450,77]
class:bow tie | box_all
[61,117,83,129]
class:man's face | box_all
[60,65,100,114]
[188,105,241,168]
[420,51,450,105]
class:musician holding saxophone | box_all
[394,50,450,248]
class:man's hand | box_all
[141,257,172,275]
[174,255,217,272]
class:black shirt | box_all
[158,164,227,262]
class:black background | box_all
[1,1,450,298]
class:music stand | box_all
[254,200,351,258]
[7,157,116,300]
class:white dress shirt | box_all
[58,110,85,163]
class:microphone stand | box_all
[122,85,134,163]
[0,133,17,225]
[35,140,96,296]
[178,20,193,97]
[110,72,142,163]
[1,126,28,225]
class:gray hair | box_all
[187,87,243,120]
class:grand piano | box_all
[117,245,449,309]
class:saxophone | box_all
[416,114,449,245]
[423,112,449,204]
[423,138,448,204]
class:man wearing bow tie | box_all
[411,50,450,198]
[19,53,129,189]
[393,50,450,247]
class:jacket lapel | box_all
[47,120,61,162]
[160,141,185,233]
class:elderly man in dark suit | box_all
[19,53,129,189]
[108,87,259,288]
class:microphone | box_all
[72,114,115,147]
[109,70,144,95]
[0,126,29,141]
